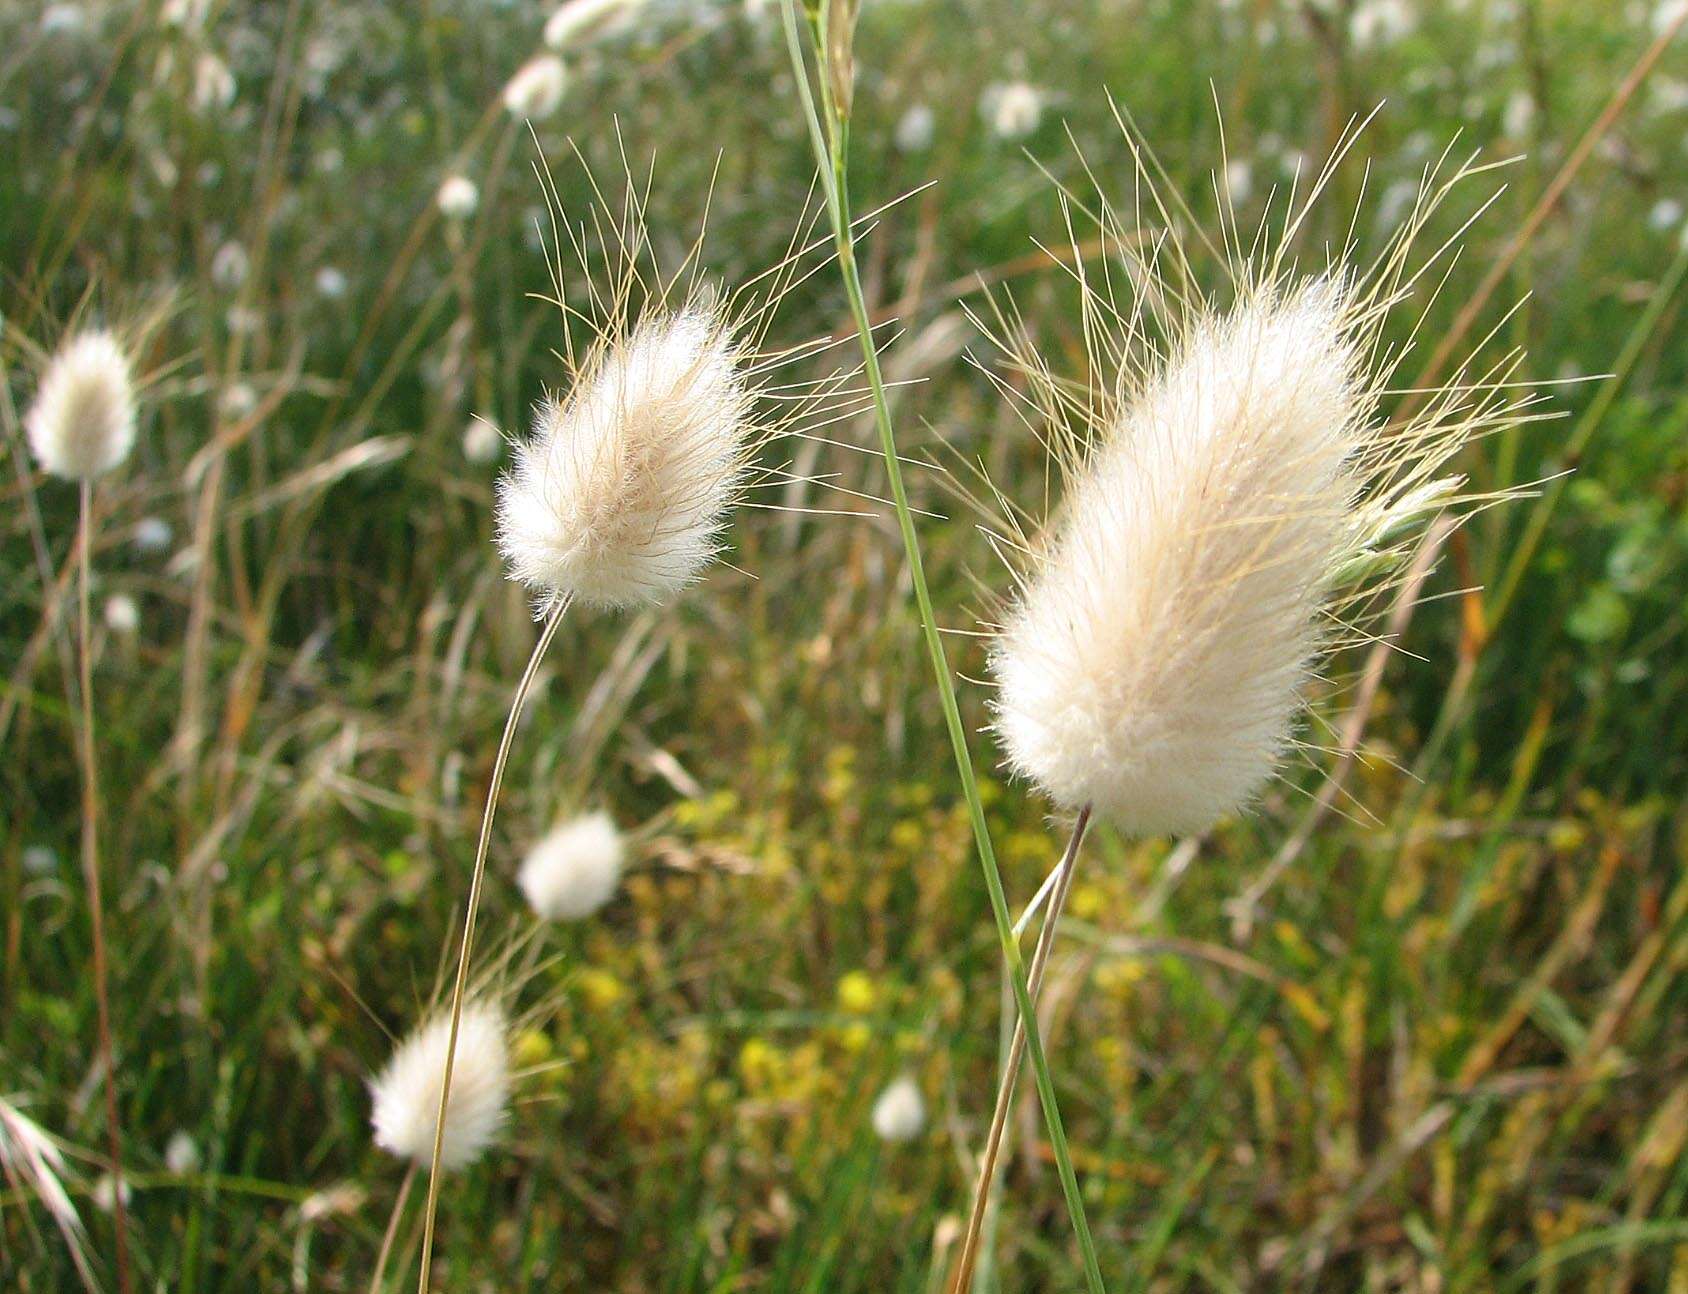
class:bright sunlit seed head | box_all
[26,330,138,481]
[502,54,568,120]
[518,811,625,921]
[369,1002,509,1171]
[992,282,1367,836]
[983,134,1534,837]
[870,1075,926,1143]
[496,300,756,610]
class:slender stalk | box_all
[370,1163,418,1294]
[778,6,1107,1289]
[415,595,571,1293]
[952,806,1093,1294]
[77,481,131,1294]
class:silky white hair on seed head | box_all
[491,142,866,615]
[980,112,1542,836]
[369,1002,509,1170]
[26,330,137,480]
[518,811,625,921]
[497,298,755,609]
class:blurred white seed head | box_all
[463,417,503,464]
[210,240,249,290]
[496,299,757,610]
[870,1075,926,1143]
[104,594,139,635]
[437,174,479,221]
[503,55,568,120]
[22,845,59,875]
[164,1130,200,1174]
[315,266,349,299]
[218,381,257,421]
[369,1002,509,1171]
[191,52,235,113]
[518,811,625,921]
[544,0,640,49]
[894,103,936,153]
[91,1173,131,1213]
[984,81,1043,140]
[26,330,138,481]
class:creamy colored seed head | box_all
[26,330,138,481]
[495,302,755,611]
[517,811,625,921]
[991,280,1368,837]
[369,1002,509,1171]
[502,54,568,120]
[870,1075,926,1143]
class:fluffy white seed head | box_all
[992,281,1376,836]
[982,130,1536,839]
[895,103,936,153]
[518,811,625,921]
[190,51,235,113]
[503,55,568,120]
[496,301,755,610]
[91,1173,131,1213]
[437,174,479,221]
[984,82,1043,140]
[369,1002,509,1171]
[26,330,138,481]
[463,416,503,464]
[132,516,173,553]
[104,594,139,635]
[544,0,639,49]
[164,1130,200,1174]
[870,1075,926,1143]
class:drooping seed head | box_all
[369,1002,509,1171]
[517,811,625,921]
[26,330,138,481]
[496,300,756,611]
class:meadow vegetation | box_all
[4,1,1688,1290]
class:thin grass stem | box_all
[778,5,1107,1289]
[78,480,131,1294]
[415,594,571,1293]
[370,1163,418,1294]
[951,805,1093,1294]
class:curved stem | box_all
[951,805,1092,1294]
[415,595,570,1293]
[78,480,131,1294]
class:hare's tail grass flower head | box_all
[983,138,1540,839]
[26,329,137,480]
[370,1002,510,1171]
[870,1075,926,1143]
[518,810,625,921]
[496,294,760,612]
[503,54,568,120]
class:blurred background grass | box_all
[3,0,1688,1290]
